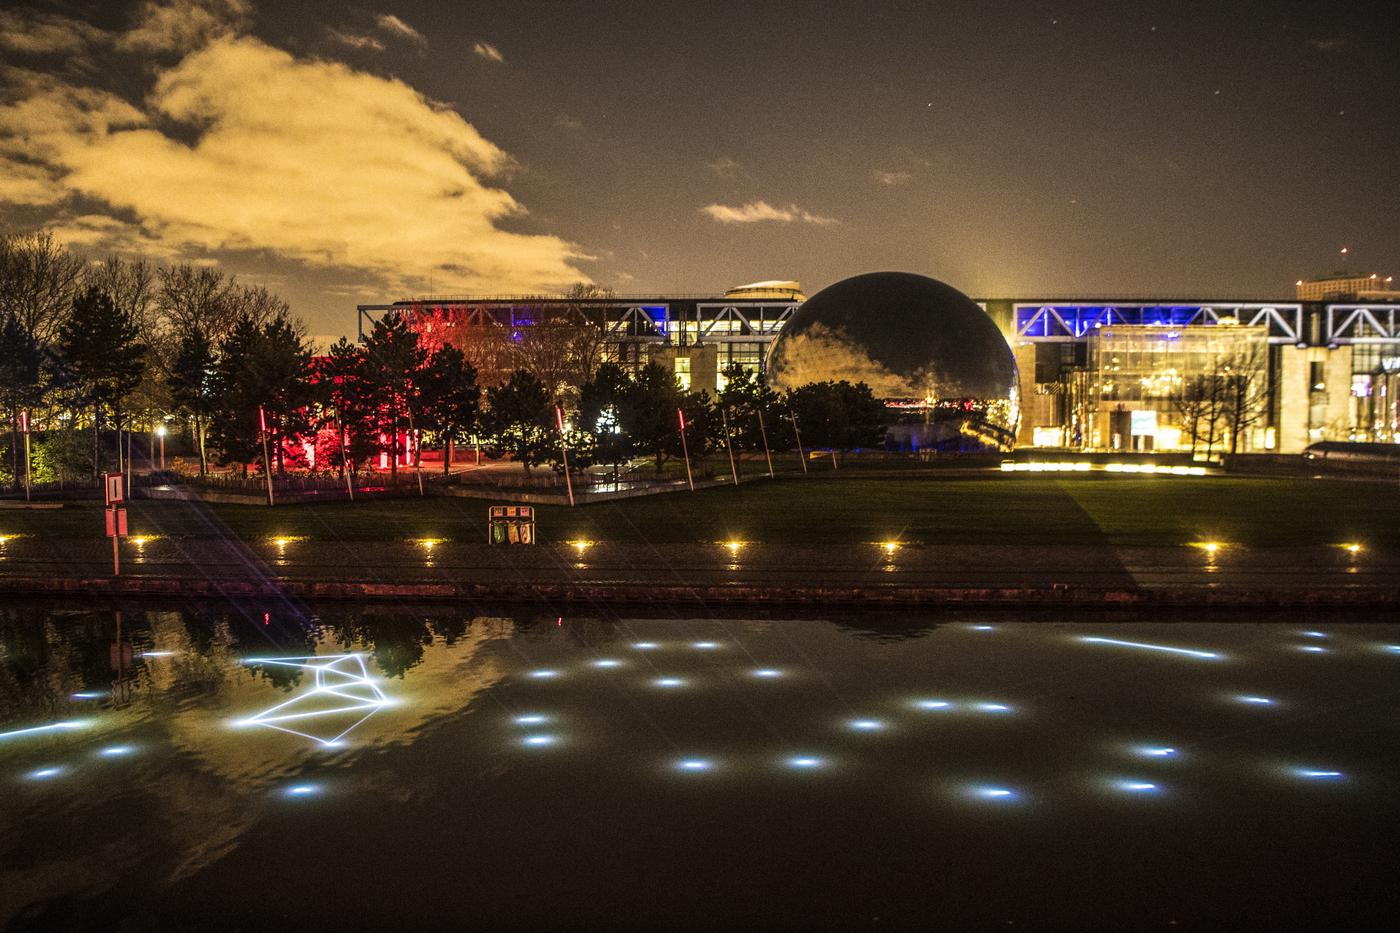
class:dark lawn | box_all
[4,474,1396,549]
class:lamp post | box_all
[19,410,31,502]
[156,424,166,471]
[789,408,808,475]
[259,406,275,506]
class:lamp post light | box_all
[156,424,167,471]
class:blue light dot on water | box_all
[1297,645,1327,653]
[632,642,659,650]
[787,756,824,769]
[848,719,885,731]
[1301,631,1327,638]
[71,692,105,700]
[285,784,318,796]
[676,759,711,772]
[653,677,685,688]
[1115,780,1159,793]
[514,714,549,725]
[692,641,719,650]
[528,670,558,679]
[1238,695,1274,705]
[521,735,556,747]
[592,659,622,668]
[1137,746,1177,758]
[99,746,134,757]
[915,699,952,710]
[752,669,782,678]
[969,785,1017,800]
[28,767,64,780]
[972,625,994,631]
[975,702,1012,713]
[1293,768,1344,780]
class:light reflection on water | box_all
[0,604,1397,928]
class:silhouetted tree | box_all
[56,286,147,478]
[167,330,216,474]
[483,369,553,475]
[417,344,480,474]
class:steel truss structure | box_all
[1324,304,1400,344]
[1014,302,1304,344]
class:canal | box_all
[2,601,1398,929]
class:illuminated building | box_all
[359,277,1400,455]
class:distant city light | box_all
[1079,636,1221,660]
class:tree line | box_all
[2,229,888,489]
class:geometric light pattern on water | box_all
[237,654,391,746]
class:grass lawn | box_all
[4,473,1397,550]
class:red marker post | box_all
[556,406,575,507]
[104,471,127,576]
[258,405,275,506]
[678,408,695,492]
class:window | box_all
[675,356,691,391]
[1310,361,1325,392]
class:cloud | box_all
[374,13,425,44]
[118,0,250,54]
[472,41,505,63]
[327,28,386,53]
[700,201,837,225]
[706,155,744,180]
[873,169,911,186]
[554,114,583,130]
[0,8,588,296]
[1308,37,1346,52]
[0,9,107,55]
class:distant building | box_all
[723,280,807,301]
[1296,273,1397,301]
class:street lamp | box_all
[156,424,167,471]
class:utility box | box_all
[488,505,536,545]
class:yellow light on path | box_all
[274,537,290,548]
[882,541,899,555]
[1343,543,1362,554]
[725,540,743,555]
[1192,541,1223,555]
[571,540,592,555]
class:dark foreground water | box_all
[1,602,1398,931]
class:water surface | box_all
[2,602,1398,929]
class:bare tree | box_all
[1221,342,1270,454]
[0,230,85,344]
[157,264,237,341]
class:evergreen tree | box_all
[360,313,426,481]
[716,363,784,451]
[206,312,311,476]
[55,286,147,478]
[0,312,45,484]
[482,369,554,475]
[417,344,480,474]
[785,380,886,452]
[577,361,634,477]
[623,361,683,472]
[315,338,377,477]
[167,330,215,474]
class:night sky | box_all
[1,0,1396,340]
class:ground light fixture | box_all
[881,541,899,555]
[571,540,592,555]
